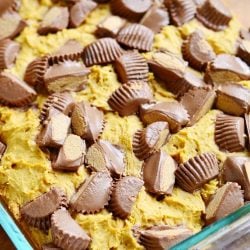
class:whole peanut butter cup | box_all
[236,40,250,65]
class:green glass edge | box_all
[170,203,250,250]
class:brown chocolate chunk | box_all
[175,152,219,193]
[138,225,193,250]
[70,171,113,213]
[0,72,36,107]
[42,243,61,250]
[140,101,189,133]
[52,134,86,171]
[51,208,90,250]
[95,15,126,38]
[180,87,216,126]
[205,182,244,225]
[85,140,125,177]
[215,113,245,152]
[82,38,123,66]
[69,0,97,28]
[0,141,6,160]
[140,5,169,33]
[143,150,177,195]
[117,24,154,52]
[133,122,170,160]
[182,31,216,71]
[20,187,67,231]
[110,0,152,21]
[71,101,104,142]
[236,40,250,65]
[222,156,250,200]
[44,60,90,93]
[196,0,232,31]
[215,83,250,116]
[108,81,153,116]
[109,176,144,219]
[38,7,69,36]
[114,51,149,83]
[165,0,196,26]
[205,54,250,85]
[0,39,20,70]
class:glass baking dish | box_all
[1,202,250,250]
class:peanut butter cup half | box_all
[51,208,90,250]
[236,40,250,65]
[215,113,245,152]
[109,176,144,219]
[21,187,67,231]
[133,122,170,160]
[70,171,113,213]
[0,141,6,160]
[175,152,219,192]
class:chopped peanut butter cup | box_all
[182,31,216,71]
[140,101,189,133]
[82,38,123,66]
[21,187,67,231]
[205,182,244,225]
[70,171,113,213]
[215,83,250,116]
[109,176,144,219]
[0,72,36,107]
[215,113,245,152]
[71,101,104,142]
[133,122,170,160]
[0,141,6,160]
[196,0,232,31]
[0,39,20,70]
[38,7,69,35]
[236,40,250,65]
[143,150,177,195]
[51,208,90,250]
[175,152,219,192]
[117,24,154,52]
[108,81,153,116]
[85,140,125,177]
[114,51,149,83]
[222,156,250,200]
[110,0,152,21]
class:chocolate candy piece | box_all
[236,40,250,65]
[205,54,250,85]
[38,7,69,35]
[69,0,97,28]
[42,243,61,250]
[36,112,71,148]
[215,113,245,152]
[133,122,170,160]
[85,140,125,177]
[0,72,36,107]
[182,31,215,71]
[0,39,20,70]
[21,187,67,231]
[165,0,196,26]
[51,208,90,250]
[52,134,86,171]
[222,156,250,200]
[140,101,189,133]
[180,87,216,126]
[71,101,104,142]
[114,51,149,83]
[44,60,90,93]
[70,172,113,213]
[110,0,152,21]
[143,150,176,195]
[110,176,144,219]
[215,83,250,116]
[196,0,232,31]
[140,5,169,33]
[82,38,123,66]
[0,141,6,160]
[108,81,153,116]
[175,152,219,193]
[95,15,126,38]
[138,225,193,250]
[117,24,154,52]
[205,182,244,225]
